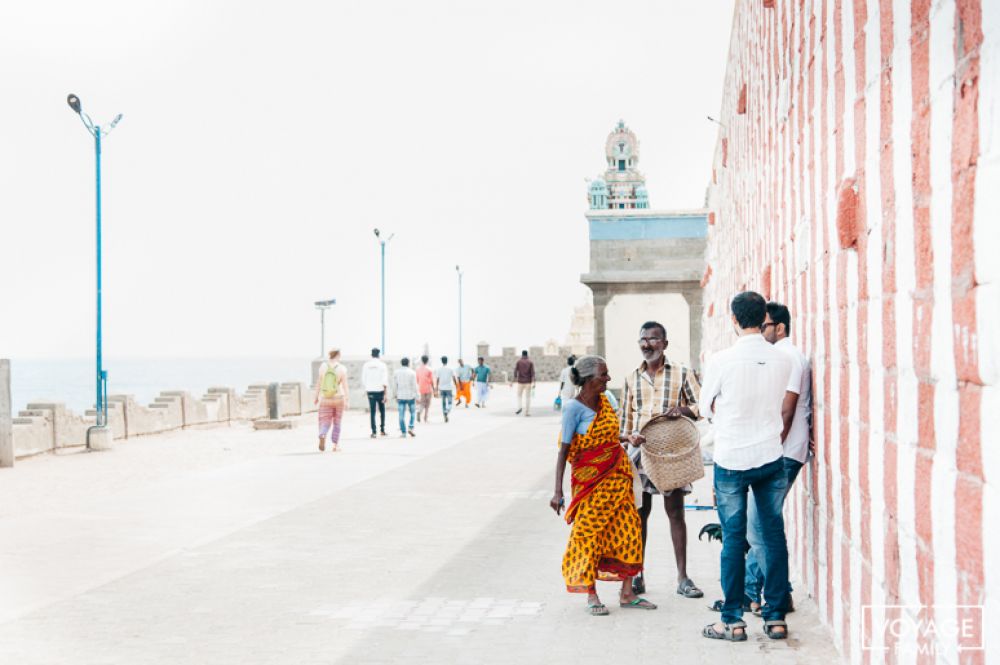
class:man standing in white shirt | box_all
[699,291,799,642]
[435,356,458,423]
[361,348,389,439]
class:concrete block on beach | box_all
[253,419,294,431]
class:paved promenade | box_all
[0,384,841,664]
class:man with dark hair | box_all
[393,357,418,438]
[473,356,492,407]
[738,301,811,613]
[620,320,703,600]
[435,356,458,423]
[361,347,389,438]
[557,355,577,409]
[699,291,800,641]
[415,355,435,423]
[512,349,535,416]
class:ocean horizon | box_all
[7,357,315,416]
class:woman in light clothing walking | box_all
[313,348,349,452]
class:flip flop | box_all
[619,597,657,610]
[587,603,609,616]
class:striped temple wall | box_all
[702,0,998,662]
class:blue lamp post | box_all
[67,94,122,429]
[373,228,394,354]
[314,299,336,357]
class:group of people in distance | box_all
[312,349,497,446]
[551,290,812,644]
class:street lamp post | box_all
[314,299,336,357]
[455,265,463,359]
[373,228,394,354]
[66,94,122,431]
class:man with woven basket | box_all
[619,321,704,600]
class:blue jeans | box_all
[714,457,789,624]
[745,457,803,605]
[440,390,453,416]
[397,399,415,434]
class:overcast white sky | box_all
[1,0,734,361]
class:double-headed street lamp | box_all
[314,299,336,357]
[67,94,123,429]
[373,228,394,354]
[455,265,463,360]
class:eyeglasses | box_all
[638,337,664,344]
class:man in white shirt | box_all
[361,347,389,439]
[698,291,799,642]
[741,302,812,614]
[435,356,458,423]
[557,356,577,409]
[393,357,419,438]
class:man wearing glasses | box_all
[619,320,703,600]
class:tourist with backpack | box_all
[313,348,349,452]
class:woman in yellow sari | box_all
[550,355,657,616]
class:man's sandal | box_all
[702,622,748,641]
[763,620,789,639]
[587,603,609,616]
[676,579,704,598]
[708,598,754,613]
[619,597,657,610]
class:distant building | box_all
[564,303,595,357]
[581,121,708,380]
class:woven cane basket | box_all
[639,415,704,492]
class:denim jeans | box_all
[714,457,789,624]
[367,391,386,434]
[440,390,453,416]
[744,457,803,605]
[397,399,415,434]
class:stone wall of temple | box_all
[703,0,998,660]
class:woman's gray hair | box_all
[570,355,606,387]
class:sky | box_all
[0,0,734,362]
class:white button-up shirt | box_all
[775,337,812,464]
[361,358,389,392]
[699,334,799,471]
[393,367,419,401]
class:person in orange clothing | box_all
[454,358,474,408]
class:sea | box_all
[7,357,314,415]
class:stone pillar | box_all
[681,287,704,371]
[1,359,12,468]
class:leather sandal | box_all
[763,620,789,639]
[702,621,748,641]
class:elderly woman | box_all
[550,355,656,615]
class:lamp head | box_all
[67,94,82,114]
[373,228,380,238]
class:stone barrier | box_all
[9,381,315,460]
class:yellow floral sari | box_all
[562,394,643,593]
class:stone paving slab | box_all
[0,384,842,664]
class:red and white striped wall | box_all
[702,1,998,662]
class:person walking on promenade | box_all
[313,348,349,452]
[435,356,458,423]
[473,357,492,408]
[741,301,811,613]
[415,355,434,423]
[361,347,389,439]
[550,355,656,616]
[556,355,577,410]
[393,357,418,438]
[455,359,473,408]
[698,291,798,641]
[512,350,535,416]
[620,321,704,600]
